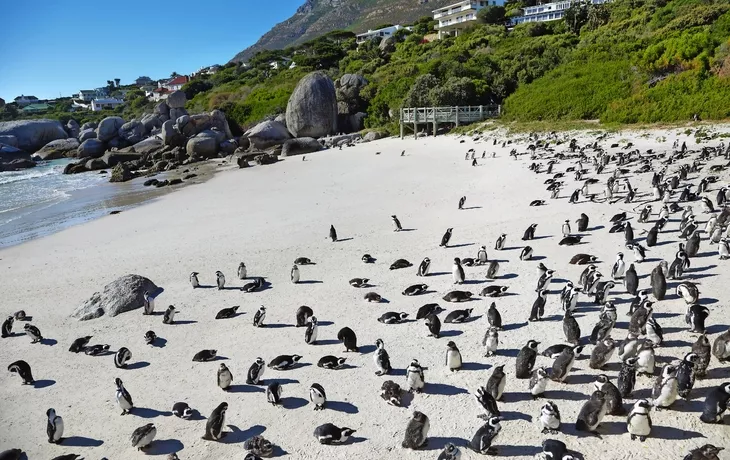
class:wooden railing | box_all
[399,105,501,138]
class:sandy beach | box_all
[1,124,729,459]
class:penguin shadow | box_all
[697,297,719,305]
[426,436,467,450]
[705,366,730,379]
[335,238,354,242]
[633,387,653,399]
[695,251,715,258]
[185,410,207,421]
[661,326,684,334]
[496,348,519,357]
[145,438,184,455]
[461,206,482,210]
[61,436,104,447]
[530,235,553,240]
[133,407,172,419]
[496,445,543,457]
[500,410,533,422]
[566,374,596,385]
[507,392,534,403]
[297,280,324,285]
[500,273,519,280]
[686,264,717,273]
[670,398,704,413]
[170,320,198,325]
[547,390,587,401]
[426,382,468,396]
[317,320,334,327]
[222,424,266,444]
[588,225,605,231]
[314,339,340,346]
[653,240,675,247]
[265,323,293,329]
[150,337,168,348]
[33,379,55,389]
[460,315,482,323]
[218,286,243,291]
[502,322,528,332]
[652,425,705,439]
[706,324,730,334]
[228,384,265,393]
[398,228,417,232]
[602,362,622,373]
[329,400,359,413]
[643,257,663,263]
[194,284,217,289]
[662,339,693,348]
[686,273,717,280]
[461,362,491,372]
[652,312,680,319]
[40,338,57,346]
[462,279,487,285]
[446,243,476,249]
[502,246,523,251]
[346,436,368,445]
[440,330,463,338]
[428,272,452,277]
[283,397,309,409]
[124,361,151,370]
[528,255,547,261]
[358,345,377,354]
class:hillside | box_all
[229,0,454,63]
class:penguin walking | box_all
[290,265,300,284]
[309,383,327,410]
[143,291,155,315]
[329,225,338,242]
[46,408,64,444]
[246,357,266,385]
[539,401,561,434]
[446,341,462,372]
[402,411,430,449]
[7,360,34,385]
[406,359,425,393]
[203,402,228,440]
[516,340,540,378]
[392,215,402,232]
[652,364,679,410]
[374,339,392,375]
[304,316,318,344]
[452,258,465,284]
[575,391,608,436]
[494,234,506,250]
[162,305,177,324]
[190,271,200,288]
[215,271,226,290]
[253,306,266,327]
[627,399,652,441]
[699,382,730,423]
[617,357,638,398]
[440,228,453,247]
[237,262,247,280]
[217,363,233,391]
[115,378,134,415]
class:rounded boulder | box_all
[285,72,337,139]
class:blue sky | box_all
[0,0,304,101]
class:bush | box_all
[477,6,506,25]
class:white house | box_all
[91,98,124,111]
[13,95,39,107]
[77,90,97,102]
[433,0,505,38]
[160,75,189,91]
[192,65,221,77]
[511,0,610,25]
[356,25,412,44]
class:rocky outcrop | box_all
[244,120,291,150]
[321,133,362,148]
[337,112,366,134]
[85,158,107,171]
[254,153,278,165]
[210,109,233,139]
[363,131,384,142]
[274,113,287,127]
[220,139,238,155]
[281,137,323,157]
[286,72,337,138]
[34,138,80,160]
[169,107,188,122]
[96,117,125,142]
[0,119,68,152]
[63,160,88,174]
[118,121,145,144]
[102,151,142,168]
[78,129,97,142]
[140,114,162,133]
[71,274,159,320]
[186,134,218,159]
[131,137,163,155]
[154,102,170,120]
[80,121,97,131]
[0,158,35,171]
[77,139,106,159]
[0,135,18,147]
[109,162,133,182]
[167,90,186,108]
[66,119,80,139]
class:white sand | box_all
[1,124,729,459]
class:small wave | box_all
[0,167,60,185]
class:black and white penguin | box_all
[402,411,430,449]
[302,316,319,345]
[314,423,356,445]
[646,225,659,247]
[590,338,616,370]
[268,354,302,370]
[617,357,638,398]
[692,334,711,378]
[172,402,194,419]
[575,390,608,435]
[516,340,540,378]
[46,408,64,443]
[627,399,652,441]
[650,263,667,301]
[677,352,699,399]
[519,246,534,261]
[529,289,547,322]
[404,284,429,296]
[486,302,502,330]
[485,365,506,401]
[482,327,499,357]
[242,277,264,293]
[569,189,580,204]
[537,262,549,278]
[624,264,639,295]
[162,305,177,324]
[337,327,358,352]
[677,281,700,304]
[700,382,730,423]
[529,367,550,399]
[686,304,710,334]
[458,196,466,210]
[485,261,500,279]
[416,303,444,319]
[246,357,266,384]
[7,360,34,385]
[562,220,571,237]
[1,316,13,338]
[425,313,441,338]
[576,213,589,231]
[377,311,409,325]
[452,258,465,284]
[68,335,92,353]
[0,449,23,460]
[253,306,266,327]
[563,311,581,346]
[536,269,555,293]
[595,374,625,415]
[713,327,730,362]
[438,443,461,460]
[684,444,726,460]
[440,228,453,247]
[522,223,538,241]
[23,323,42,343]
[143,291,155,315]
[364,292,383,302]
[540,401,561,434]
[115,377,134,415]
[442,290,472,302]
[190,272,200,288]
[215,271,226,290]
[444,308,472,323]
[636,340,656,376]
[215,306,239,320]
[290,265,300,284]
[646,316,664,346]
[612,253,626,279]
[470,416,501,455]
[627,289,649,316]
[494,234,507,251]
[446,341,462,371]
[392,215,403,232]
[131,423,156,450]
[203,402,228,440]
[295,306,314,327]
[237,262,247,280]
[266,382,283,406]
[349,277,370,287]
[628,301,653,335]
[374,339,392,375]
[551,347,576,383]
[85,345,111,356]
[192,349,217,362]
[406,359,426,393]
[477,245,488,264]
[720,237,730,260]
[115,347,132,368]
[329,225,338,242]
[652,364,679,410]
[417,257,431,276]
[475,386,500,418]
[217,363,233,391]
[309,383,327,410]
[559,235,582,246]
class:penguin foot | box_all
[541,428,548,434]
[631,435,636,440]
[550,429,559,434]
[640,436,646,442]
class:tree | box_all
[182,80,213,100]
[170,71,180,78]
[585,4,611,31]
[564,3,589,34]
[0,97,5,107]
[477,5,506,25]
[114,78,121,87]
[403,74,439,107]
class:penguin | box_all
[652,364,679,410]
[569,189,580,203]
[203,402,228,440]
[712,327,730,362]
[638,205,652,223]
[519,246,533,261]
[314,423,356,445]
[452,258,465,284]
[0,450,23,460]
[69,335,92,353]
[529,367,550,399]
[440,228,453,247]
[381,380,404,406]
[12,310,28,321]
[115,377,134,415]
[438,443,461,460]
[482,327,499,357]
[46,408,64,443]
[570,253,597,265]
[444,308,472,323]
[392,215,402,232]
[576,213,589,231]
[337,327,358,352]
[551,346,576,383]
[536,269,555,293]
[7,360,34,385]
[617,357,638,398]
[402,411,430,449]
[304,316,318,344]
[540,401,561,434]
[162,305,177,324]
[143,291,155,315]
[699,382,730,423]
[594,280,615,305]
[516,340,540,378]
[612,253,626,279]
[677,281,700,304]
[627,399,652,441]
[677,352,699,399]
[562,285,581,313]
[416,303,445,319]
[217,363,233,391]
[266,382,283,406]
[442,290,472,302]
[537,262,549,278]
[172,402,194,419]
[349,277,370,288]
[579,265,596,290]
[628,289,649,316]
[522,223,538,241]
[646,225,659,247]
[237,262,247,280]
[242,277,264,292]
[629,301,653,335]
[416,257,431,276]
[115,347,132,368]
[494,234,506,250]
[425,313,441,338]
[650,263,667,300]
[406,359,426,393]
[290,265,300,284]
[246,357,266,384]
[481,285,509,298]
[563,311,581,345]
[268,354,302,370]
[687,304,710,334]
[646,316,664,346]
[475,386,500,419]
[243,436,273,458]
[575,390,608,436]
[192,349,217,362]
[329,225,337,242]
[215,271,225,290]
[627,243,646,263]
[625,221,635,243]
[595,374,625,415]
[458,196,466,210]
[611,211,627,222]
[190,271,200,288]
[718,238,729,259]
[542,343,583,359]
[590,338,616,370]
[485,365,506,401]
[487,302,502,330]
[636,340,656,376]
[624,264,638,295]
[485,261,499,279]
[23,323,42,343]
[365,292,384,302]
[529,289,548,322]
[561,219,571,237]
[618,333,640,361]
[131,423,157,450]
[692,334,712,378]
[374,339,392,375]
[559,235,582,246]
[477,246,488,264]
[309,383,327,410]
[470,416,501,455]
[253,306,266,327]
[446,341,462,372]
[215,306,240,319]
[684,444,725,460]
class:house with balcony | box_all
[356,25,411,44]
[433,0,505,38]
[91,98,124,111]
[511,0,610,25]
[77,90,97,102]
[13,95,39,107]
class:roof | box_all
[15,95,38,100]
[21,103,50,112]
[165,76,189,86]
[93,98,124,104]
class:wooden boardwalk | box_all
[400,105,501,138]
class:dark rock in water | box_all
[0,158,36,171]
[102,151,142,168]
[168,178,183,185]
[63,160,88,174]
[99,170,108,174]
[85,158,107,171]
[71,274,159,320]
[281,137,323,157]
[109,210,122,215]
[143,179,159,187]
[155,180,169,187]
[109,163,132,183]
[35,138,79,160]
[183,173,197,180]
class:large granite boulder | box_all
[186,134,218,159]
[321,133,362,148]
[71,274,159,320]
[167,90,186,108]
[244,120,291,150]
[1,143,34,170]
[109,162,133,182]
[0,158,36,171]
[140,113,162,133]
[80,121,97,131]
[63,160,88,174]
[0,135,18,147]
[106,137,128,150]
[131,137,163,155]
[78,129,97,142]
[77,139,105,159]
[210,109,233,139]
[336,74,368,115]
[66,119,80,139]
[118,121,145,144]
[281,137,323,157]
[102,151,143,168]
[85,158,107,171]
[35,138,80,160]
[0,119,68,152]
[154,101,170,120]
[169,107,188,122]
[286,72,337,139]
[220,139,238,155]
[96,117,125,142]
[337,112,366,134]
[161,120,176,145]
[274,113,287,127]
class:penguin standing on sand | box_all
[309,383,327,410]
[636,340,656,376]
[290,265,300,284]
[529,289,548,322]
[692,334,711,378]
[594,375,625,415]
[23,324,42,343]
[402,411,430,449]
[700,382,730,423]
[115,378,134,415]
[406,359,426,393]
[266,382,283,406]
[713,327,730,362]
[652,364,679,410]
[551,347,576,383]
[612,253,626,279]
[575,390,607,435]
[163,305,177,324]
[677,352,699,399]
[143,291,155,315]
[438,443,461,460]
[577,213,589,231]
[522,223,538,241]
[627,399,652,441]
[426,313,441,338]
[487,302,502,330]
[392,215,402,232]
[216,271,226,290]
[440,228,453,247]
[477,246,488,264]
[494,234,506,251]
[520,246,533,260]
[304,317,318,344]
[446,341,462,371]
[416,257,431,276]
[329,225,338,242]
[190,272,200,288]
[516,340,540,378]
[203,402,228,440]
[217,364,233,391]
[452,258,465,284]
[1,316,13,338]
[470,416,501,455]
[7,360,34,385]
[624,264,639,295]
[458,196,466,210]
[374,339,392,376]
[237,262,247,280]
[46,408,64,444]
[687,304,710,334]
[475,386,500,418]
[246,358,266,385]
[485,365,506,401]
[562,220,571,237]
[337,327,358,352]
[529,367,550,399]
[253,306,266,327]
[539,401,561,434]
[617,357,638,398]
[482,327,499,357]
